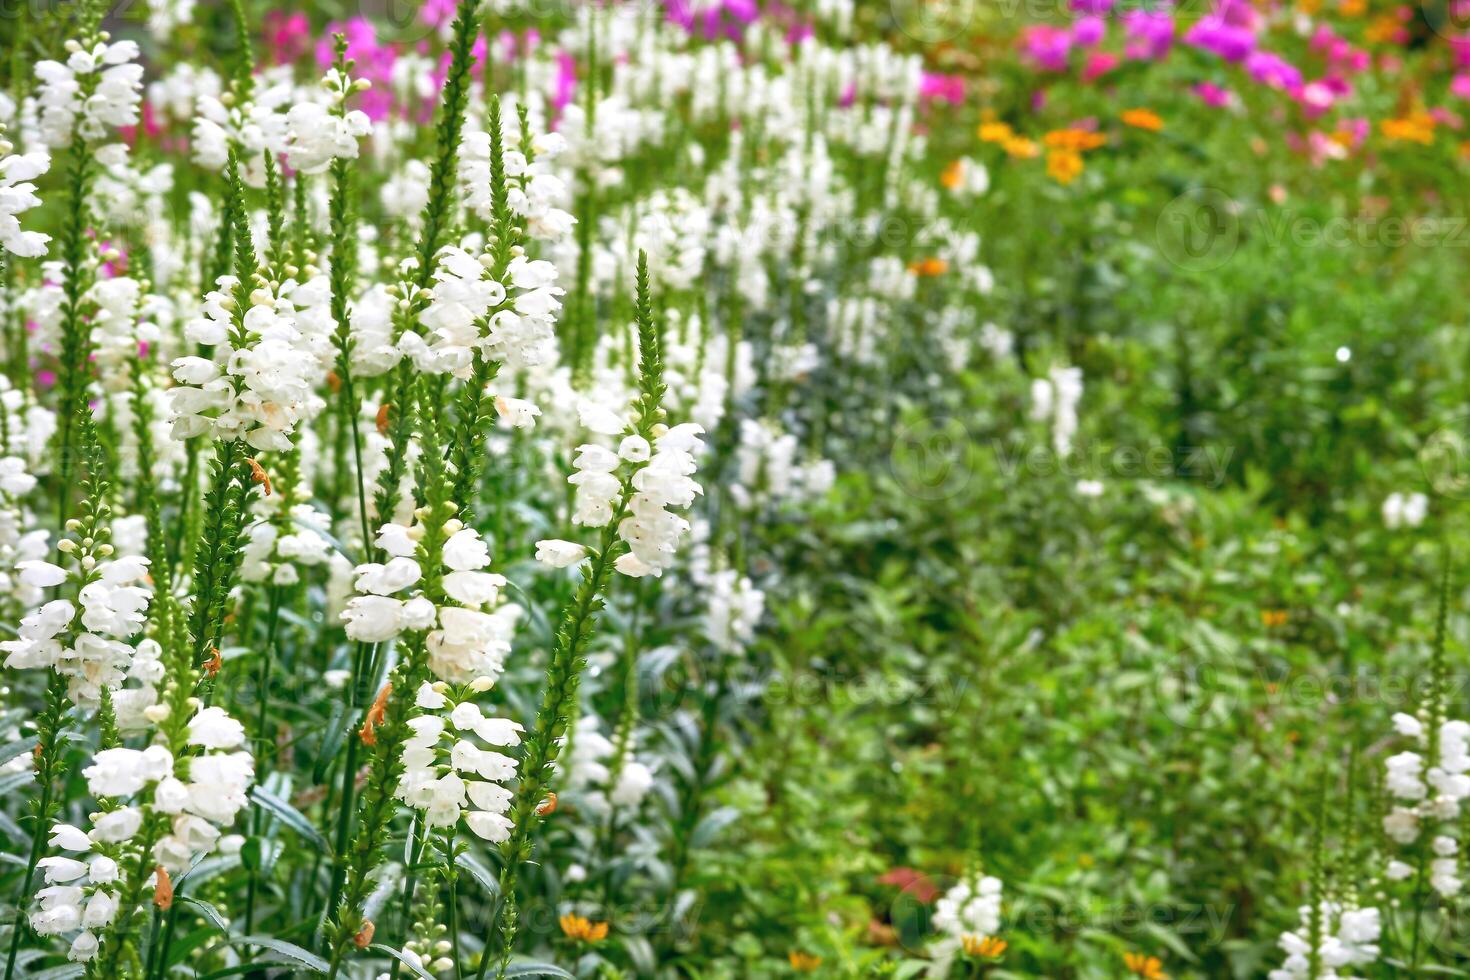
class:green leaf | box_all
[178,895,230,933]
[228,936,330,973]
[690,806,741,848]
[0,736,37,769]
[370,943,436,980]
[456,851,499,897]
[251,786,332,854]
[30,967,83,980]
[502,963,575,979]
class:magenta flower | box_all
[1122,9,1174,60]
[1072,14,1106,47]
[920,72,966,106]
[1184,18,1256,62]
[1453,74,1470,100]
[264,11,310,65]
[1022,25,1073,71]
[1245,51,1302,93]
[1193,81,1233,107]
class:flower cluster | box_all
[1267,902,1381,979]
[400,681,523,842]
[1383,711,1470,895]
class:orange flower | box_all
[908,257,949,277]
[1046,149,1084,184]
[1003,136,1040,159]
[962,935,1008,958]
[559,913,609,943]
[1364,12,1400,41]
[979,121,1014,143]
[942,159,965,190]
[1121,108,1164,132]
[1260,609,1288,628]
[1124,952,1168,979]
[1043,127,1107,151]
[1380,112,1435,145]
[1339,0,1366,15]
[788,951,822,972]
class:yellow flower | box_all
[1043,128,1107,152]
[1121,108,1164,132]
[789,951,822,971]
[962,935,1008,958]
[559,914,609,944]
[1003,136,1040,159]
[1125,952,1168,979]
[1260,609,1288,628]
[1046,149,1084,185]
[979,121,1015,143]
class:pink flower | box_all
[1194,82,1233,107]
[555,51,578,120]
[919,72,966,106]
[1072,14,1106,47]
[265,11,310,65]
[1297,80,1335,117]
[1082,51,1119,81]
[1022,25,1073,71]
[1453,74,1470,100]
[1122,9,1175,60]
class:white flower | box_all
[494,395,541,429]
[1383,491,1428,530]
[188,706,246,750]
[0,145,51,257]
[535,539,587,569]
[442,529,490,571]
[283,101,371,175]
[34,39,144,146]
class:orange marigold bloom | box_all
[1380,113,1435,145]
[559,914,609,943]
[962,935,1008,958]
[1044,128,1107,151]
[1121,108,1164,132]
[1003,136,1040,159]
[979,121,1014,143]
[1124,953,1168,979]
[788,951,822,972]
[1339,0,1366,14]
[1046,150,1084,184]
